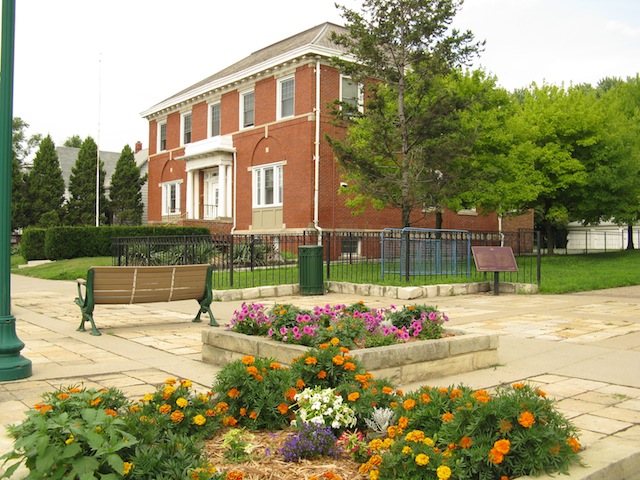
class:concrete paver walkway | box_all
[2,275,640,479]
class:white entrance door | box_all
[204,169,219,219]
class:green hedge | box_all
[22,226,211,261]
[20,228,47,261]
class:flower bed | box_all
[202,301,498,384]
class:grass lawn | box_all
[11,250,640,294]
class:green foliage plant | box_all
[221,428,257,463]
[0,385,136,479]
[109,145,147,226]
[26,135,65,227]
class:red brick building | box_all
[141,23,533,237]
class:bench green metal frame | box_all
[75,264,217,336]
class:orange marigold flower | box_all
[249,411,258,420]
[228,388,240,398]
[460,436,472,449]
[105,409,117,417]
[319,343,329,349]
[343,362,356,371]
[222,416,238,427]
[242,355,255,365]
[159,404,172,414]
[441,412,454,422]
[499,419,513,433]
[180,379,192,388]
[348,392,360,402]
[355,374,368,383]
[90,397,102,407]
[449,389,462,399]
[296,379,306,390]
[390,401,398,409]
[339,346,350,353]
[518,411,535,428]
[278,403,289,414]
[246,366,259,376]
[317,370,327,379]
[493,439,511,455]
[129,405,140,413]
[215,401,229,413]
[170,411,184,423]
[57,393,70,400]
[501,477,509,480]
[567,437,581,453]
[330,337,340,346]
[421,393,431,403]
[537,389,547,397]
[404,430,425,442]
[205,409,216,417]
[69,388,82,393]
[332,355,345,366]
[254,374,264,382]
[398,416,409,429]
[512,382,524,389]
[387,425,399,438]
[438,387,449,395]
[285,388,298,401]
[35,403,52,414]
[471,389,491,403]
[270,362,281,369]
[396,389,404,396]
[549,444,561,455]
[239,408,247,416]
[403,399,416,410]
[305,356,318,365]
[488,448,504,464]
[226,471,244,480]
[382,386,394,395]
[165,378,177,385]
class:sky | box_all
[10,0,640,154]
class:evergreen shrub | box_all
[20,228,47,261]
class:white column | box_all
[218,164,227,218]
[186,170,194,219]
[226,164,232,217]
[193,171,200,220]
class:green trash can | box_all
[298,245,324,295]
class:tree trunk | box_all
[435,211,443,230]
[545,223,555,256]
[627,222,635,250]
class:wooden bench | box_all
[75,264,217,336]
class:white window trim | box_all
[252,162,284,208]
[161,180,182,216]
[157,120,167,152]
[276,75,295,120]
[340,75,364,113]
[240,88,255,129]
[208,101,221,138]
[180,111,192,146]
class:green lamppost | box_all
[0,0,32,380]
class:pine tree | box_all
[26,135,65,227]
[11,117,41,230]
[65,136,107,225]
[109,144,147,225]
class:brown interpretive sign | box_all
[471,246,518,272]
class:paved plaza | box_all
[1,274,640,479]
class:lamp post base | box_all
[0,315,32,381]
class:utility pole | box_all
[0,0,32,380]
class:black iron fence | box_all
[113,229,540,290]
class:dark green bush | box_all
[32,226,211,260]
[20,228,47,261]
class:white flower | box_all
[291,386,356,429]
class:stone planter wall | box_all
[202,329,499,386]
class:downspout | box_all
[231,151,237,233]
[313,59,323,243]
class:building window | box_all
[181,112,192,145]
[158,121,167,151]
[210,102,221,137]
[241,90,254,128]
[161,181,181,215]
[340,76,363,113]
[277,76,294,119]
[341,236,361,257]
[253,163,283,207]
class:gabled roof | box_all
[141,22,349,118]
[56,146,120,188]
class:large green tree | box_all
[327,0,484,227]
[65,136,107,226]
[63,135,83,148]
[26,135,65,227]
[11,118,42,230]
[109,144,147,225]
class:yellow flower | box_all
[176,397,189,408]
[368,438,383,451]
[404,430,425,442]
[165,378,177,385]
[369,471,379,480]
[330,337,340,346]
[65,434,74,445]
[415,453,430,466]
[129,405,140,413]
[436,465,452,480]
[193,414,206,426]
[123,462,134,475]
[180,379,192,388]
[141,393,153,403]
[402,446,412,454]
[422,437,434,447]
[403,399,416,410]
